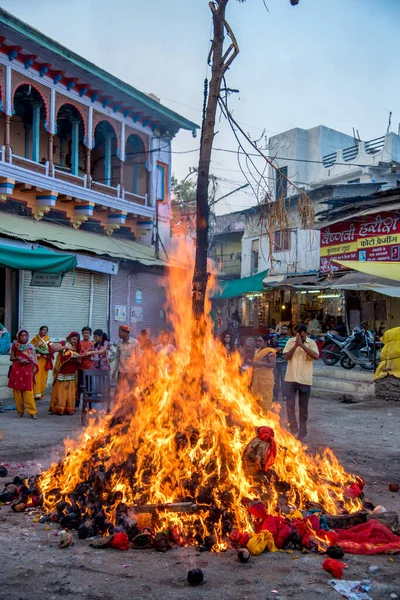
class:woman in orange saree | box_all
[49,332,81,415]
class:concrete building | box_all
[267,126,400,200]
[0,9,198,342]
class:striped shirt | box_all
[276,335,290,362]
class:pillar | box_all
[71,118,79,176]
[104,133,112,186]
[119,157,124,191]
[32,102,41,163]
[133,163,139,195]
[47,132,54,171]
[4,115,11,161]
[25,124,31,159]
[60,137,65,166]
[85,147,91,182]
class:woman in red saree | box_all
[49,332,81,415]
[8,330,39,419]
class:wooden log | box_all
[325,510,368,530]
[132,502,199,514]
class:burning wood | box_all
[28,243,394,553]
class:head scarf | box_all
[119,325,131,332]
[17,329,29,342]
[66,331,81,353]
[257,426,277,472]
[15,329,33,355]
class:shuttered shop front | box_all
[21,269,110,341]
[110,266,166,342]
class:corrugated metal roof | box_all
[0,213,166,267]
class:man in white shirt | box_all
[283,323,319,441]
[113,325,141,385]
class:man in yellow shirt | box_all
[283,323,319,441]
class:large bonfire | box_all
[39,244,361,549]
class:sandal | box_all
[15,413,24,418]
[30,414,38,420]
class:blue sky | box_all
[2,0,400,213]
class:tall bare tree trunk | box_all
[191,0,232,366]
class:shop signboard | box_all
[30,272,63,287]
[320,212,400,272]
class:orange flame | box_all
[39,241,361,547]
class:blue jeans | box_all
[274,361,287,399]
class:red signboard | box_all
[320,212,400,273]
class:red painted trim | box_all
[12,80,49,121]
[56,100,87,136]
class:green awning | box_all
[0,244,77,273]
[211,269,269,299]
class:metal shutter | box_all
[130,271,167,338]
[21,269,91,341]
[110,266,129,343]
[91,273,110,335]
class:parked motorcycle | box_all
[321,331,350,366]
[340,325,381,370]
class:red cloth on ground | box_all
[257,426,277,471]
[322,558,347,578]
[110,532,130,551]
[244,500,270,522]
[274,524,293,549]
[336,520,400,555]
[230,530,250,547]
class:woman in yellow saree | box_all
[30,326,53,400]
[252,335,276,413]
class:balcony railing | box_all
[211,253,241,275]
[0,149,154,217]
[322,135,387,168]
[342,144,359,162]
[54,168,85,187]
[365,136,385,155]
[12,155,47,175]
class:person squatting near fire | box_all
[49,332,82,415]
[283,323,319,441]
[251,334,276,413]
[8,329,39,419]
[113,325,141,386]
[30,326,53,400]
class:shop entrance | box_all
[0,267,19,338]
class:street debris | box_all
[328,579,372,600]
[327,546,345,559]
[187,568,204,586]
[237,548,251,563]
[322,558,347,578]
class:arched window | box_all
[55,104,85,175]
[92,121,119,187]
[11,84,47,163]
[124,134,147,196]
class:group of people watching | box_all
[222,322,320,441]
[6,324,175,420]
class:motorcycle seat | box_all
[329,333,347,342]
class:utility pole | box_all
[191,0,239,365]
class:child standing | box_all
[77,326,94,410]
[8,330,38,419]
